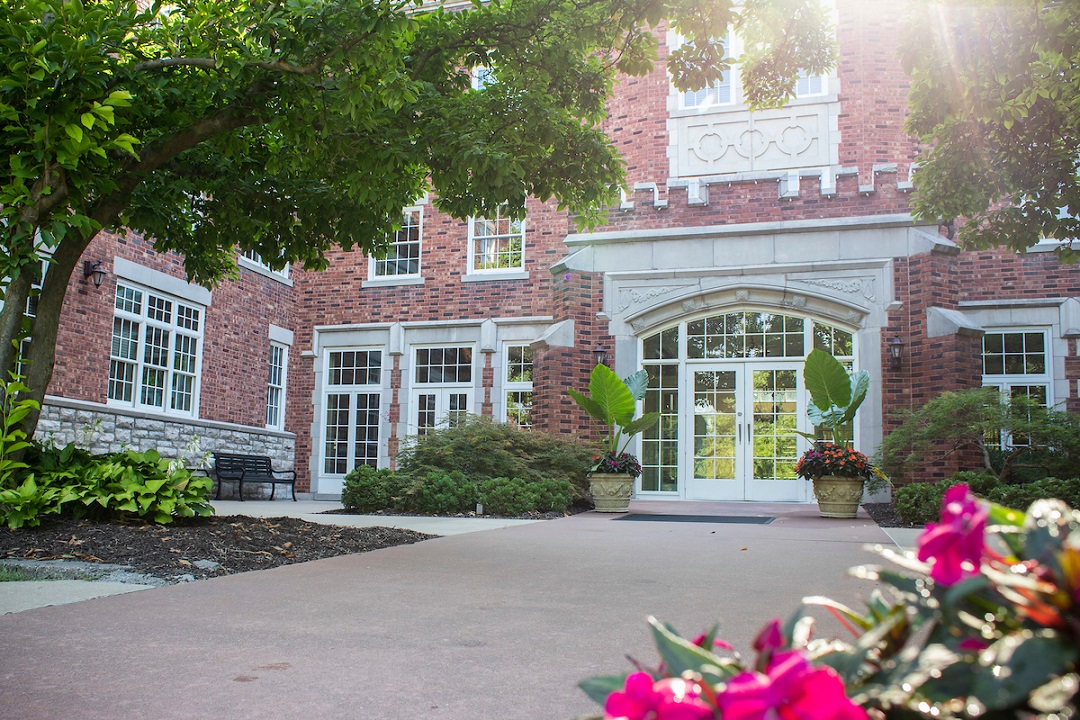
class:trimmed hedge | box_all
[893,471,1080,526]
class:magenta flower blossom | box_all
[751,619,785,655]
[605,672,714,720]
[917,484,988,586]
[717,651,866,720]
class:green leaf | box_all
[804,349,853,414]
[578,674,627,707]
[81,112,95,129]
[65,124,83,143]
[622,370,649,401]
[647,616,740,682]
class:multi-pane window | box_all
[240,249,290,279]
[470,210,524,272]
[687,312,805,359]
[413,346,473,435]
[982,330,1052,447]
[795,69,825,98]
[505,344,533,429]
[16,258,47,377]
[266,343,287,430]
[323,350,382,474]
[681,37,732,108]
[108,283,203,415]
[372,209,422,278]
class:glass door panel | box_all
[748,368,804,500]
[688,370,741,500]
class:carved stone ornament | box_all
[734,289,750,301]
[783,295,807,309]
[802,277,877,302]
[681,297,707,312]
[617,285,684,313]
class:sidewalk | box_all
[0,502,900,719]
[0,500,540,615]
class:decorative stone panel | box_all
[669,102,839,180]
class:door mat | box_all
[614,514,775,525]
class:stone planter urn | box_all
[811,475,866,519]
[589,472,635,513]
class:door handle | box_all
[737,422,741,443]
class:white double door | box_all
[685,362,809,502]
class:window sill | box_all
[669,93,839,119]
[238,257,293,286]
[462,270,529,283]
[362,276,425,288]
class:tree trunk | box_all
[13,231,99,443]
[0,272,34,383]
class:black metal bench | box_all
[213,453,297,501]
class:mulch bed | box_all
[861,502,920,528]
[0,515,433,584]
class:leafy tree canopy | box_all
[1,0,834,285]
[0,0,833,438]
[902,1,1080,260]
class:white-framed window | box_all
[504,344,533,429]
[108,282,204,415]
[322,349,382,474]
[239,249,290,280]
[16,257,48,377]
[371,209,422,278]
[411,346,473,435]
[472,66,495,90]
[681,36,734,109]
[266,342,288,430]
[468,210,524,273]
[676,34,828,109]
[982,329,1052,447]
[794,69,826,98]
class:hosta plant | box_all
[581,485,1079,719]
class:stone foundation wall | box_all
[37,397,297,500]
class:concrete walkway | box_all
[0,501,903,720]
[0,500,539,615]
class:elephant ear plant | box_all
[567,364,660,476]
[801,348,869,448]
[795,349,885,498]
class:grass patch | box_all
[0,565,53,582]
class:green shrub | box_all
[880,387,1080,483]
[341,465,404,513]
[526,477,574,514]
[477,476,574,516]
[947,470,1000,497]
[893,481,951,526]
[986,477,1080,511]
[397,417,594,499]
[399,470,478,514]
[0,442,214,528]
[478,477,534,516]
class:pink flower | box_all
[717,651,866,720]
[605,672,714,720]
[751,619,785,655]
[917,484,988,586]
[691,633,734,652]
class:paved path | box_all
[0,503,898,720]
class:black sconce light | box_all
[887,336,905,370]
[592,345,609,366]
[83,260,107,288]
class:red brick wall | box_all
[51,231,295,430]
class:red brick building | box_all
[42,1,1080,501]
